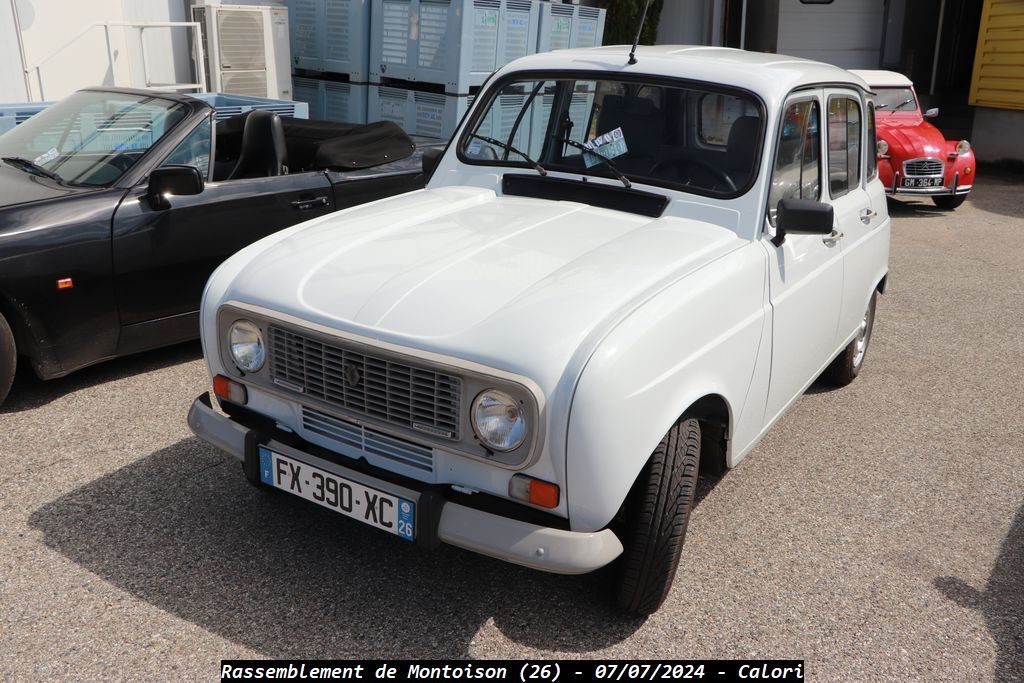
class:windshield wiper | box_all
[877,98,915,111]
[468,134,546,176]
[556,137,631,189]
[2,156,62,182]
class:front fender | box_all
[565,243,769,532]
[944,142,977,189]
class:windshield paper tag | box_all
[583,127,627,168]
[33,148,59,166]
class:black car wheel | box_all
[0,313,16,406]
[615,417,701,615]
[933,194,967,210]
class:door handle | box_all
[291,196,329,210]
[822,230,843,246]
[860,208,876,224]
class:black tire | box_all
[932,194,967,210]
[825,291,877,386]
[615,417,701,615]
[0,313,15,407]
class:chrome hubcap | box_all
[852,313,870,367]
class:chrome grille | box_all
[904,158,944,177]
[268,326,461,439]
[302,407,434,473]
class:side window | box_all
[827,96,861,197]
[768,99,820,224]
[161,115,212,179]
[866,101,878,181]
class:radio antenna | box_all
[628,0,653,65]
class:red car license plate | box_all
[903,177,943,188]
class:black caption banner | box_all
[221,660,804,683]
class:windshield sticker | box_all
[33,147,59,166]
[583,127,628,168]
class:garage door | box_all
[777,0,885,69]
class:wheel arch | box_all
[876,273,888,294]
[0,287,55,376]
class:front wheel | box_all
[615,417,701,615]
[932,194,967,210]
[0,313,16,406]
[825,292,877,386]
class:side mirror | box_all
[772,197,834,246]
[924,107,939,118]
[146,165,204,210]
[422,147,443,177]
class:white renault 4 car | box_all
[188,46,890,615]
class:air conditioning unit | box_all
[191,1,292,99]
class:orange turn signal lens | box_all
[56,278,73,290]
[509,474,559,509]
[213,374,247,404]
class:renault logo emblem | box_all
[343,364,361,388]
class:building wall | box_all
[656,0,711,46]
[0,0,30,101]
[972,107,1024,163]
[2,0,196,103]
[776,0,884,68]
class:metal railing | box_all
[24,21,208,101]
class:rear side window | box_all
[827,96,862,197]
[768,99,821,224]
[866,101,878,182]
[699,93,761,146]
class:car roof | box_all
[494,45,870,107]
[848,70,914,88]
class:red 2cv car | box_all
[852,70,976,210]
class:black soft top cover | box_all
[216,115,415,172]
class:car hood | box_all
[0,163,98,209]
[222,186,744,385]
[876,116,947,158]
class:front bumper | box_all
[886,169,972,196]
[187,393,623,574]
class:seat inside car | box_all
[726,115,759,188]
[226,109,288,180]
[594,94,664,176]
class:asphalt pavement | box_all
[1,173,1022,681]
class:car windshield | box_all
[0,90,188,186]
[459,76,763,197]
[874,87,918,112]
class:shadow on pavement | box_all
[934,503,1024,682]
[885,197,951,219]
[28,437,644,658]
[1,341,203,415]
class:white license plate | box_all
[259,447,415,541]
[903,177,943,188]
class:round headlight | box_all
[876,139,889,156]
[956,139,971,155]
[229,319,265,372]
[472,389,527,452]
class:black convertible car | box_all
[0,87,435,405]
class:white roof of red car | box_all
[849,69,914,88]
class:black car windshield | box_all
[0,90,188,186]
[874,87,918,111]
[458,76,763,197]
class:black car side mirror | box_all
[422,147,443,177]
[772,197,834,246]
[147,165,204,210]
